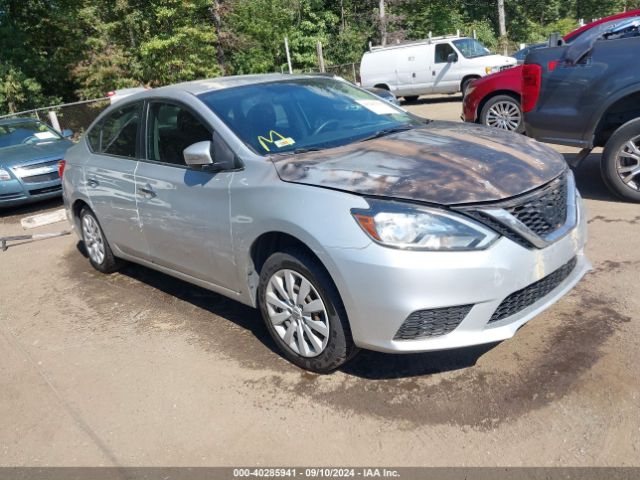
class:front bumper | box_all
[0,178,62,207]
[326,196,590,353]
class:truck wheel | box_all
[403,96,419,103]
[461,78,476,97]
[601,118,640,202]
[257,249,359,373]
[480,95,524,133]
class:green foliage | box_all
[1,0,639,114]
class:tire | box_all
[257,249,359,373]
[461,78,476,97]
[480,94,524,133]
[403,95,419,103]
[601,118,640,202]
[79,207,122,273]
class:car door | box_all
[431,42,460,93]
[135,100,237,291]
[84,102,147,258]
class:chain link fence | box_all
[0,98,110,140]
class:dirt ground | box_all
[1,96,638,467]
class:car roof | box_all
[140,73,328,98]
[565,8,640,40]
[0,117,41,126]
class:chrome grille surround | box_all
[458,171,577,250]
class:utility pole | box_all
[284,36,293,74]
[316,41,325,73]
[497,0,507,55]
[379,0,387,46]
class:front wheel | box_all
[601,118,640,202]
[480,95,524,133]
[257,249,358,373]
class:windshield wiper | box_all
[359,126,413,142]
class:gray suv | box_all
[62,74,590,372]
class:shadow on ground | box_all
[402,94,462,106]
[74,241,497,380]
[566,151,621,202]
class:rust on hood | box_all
[270,121,567,205]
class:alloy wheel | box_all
[616,136,640,191]
[82,214,106,265]
[265,269,330,358]
[486,100,521,131]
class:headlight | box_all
[484,66,501,74]
[351,200,498,251]
[0,168,12,181]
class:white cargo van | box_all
[360,35,517,101]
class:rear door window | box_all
[99,103,142,158]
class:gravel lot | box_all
[1,96,638,467]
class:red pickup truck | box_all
[462,10,640,133]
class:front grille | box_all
[0,192,24,200]
[489,256,577,323]
[22,172,59,184]
[394,304,473,340]
[466,211,535,249]
[505,174,568,237]
[29,185,62,196]
[18,160,60,171]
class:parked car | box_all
[360,34,516,102]
[463,9,640,132]
[511,43,546,64]
[62,74,590,372]
[107,87,148,104]
[365,86,400,105]
[0,117,73,207]
[523,16,640,202]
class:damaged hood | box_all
[270,121,567,205]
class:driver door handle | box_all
[137,184,156,199]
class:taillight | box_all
[521,64,542,113]
[58,160,66,178]
[106,91,115,97]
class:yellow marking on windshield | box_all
[258,130,295,151]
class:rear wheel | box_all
[257,249,358,373]
[480,95,524,133]
[601,118,640,202]
[80,207,122,273]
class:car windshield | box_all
[0,120,63,150]
[452,38,491,58]
[198,77,422,155]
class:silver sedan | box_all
[62,74,590,372]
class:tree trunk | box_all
[209,0,226,75]
[497,0,507,55]
[379,0,387,46]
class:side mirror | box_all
[447,53,458,63]
[183,141,214,167]
[183,133,237,171]
[62,129,73,138]
[548,32,564,47]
